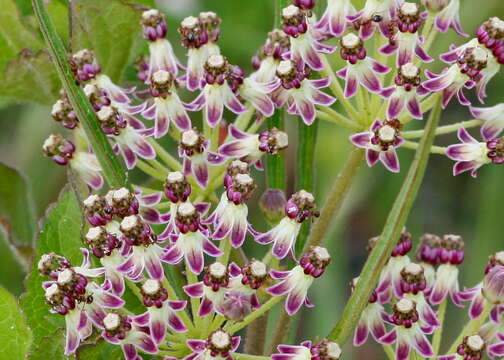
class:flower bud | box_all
[259,189,286,224]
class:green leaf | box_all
[70,0,148,83]
[0,227,26,295]
[47,0,69,44]
[76,337,123,359]
[20,186,84,359]
[0,287,32,360]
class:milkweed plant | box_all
[5,0,504,359]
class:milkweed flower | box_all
[186,330,240,360]
[70,49,133,104]
[178,128,226,188]
[429,234,464,306]
[105,187,164,225]
[141,9,181,79]
[268,246,331,315]
[219,125,289,169]
[281,5,335,71]
[178,13,221,91]
[470,103,504,141]
[141,70,191,138]
[204,168,256,248]
[315,0,355,37]
[188,54,247,127]
[51,93,79,130]
[381,63,426,120]
[42,134,104,189]
[133,279,187,345]
[95,105,156,169]
[102,313,157,360]
[349,119,404,173]
[423,45,500,108]
[351,277,389,346]
[256,190,319,259]
[477,17,504,64]
[347,0,401,40]
[415,233,442,291]
[273,60,335,125]
[251,29,291,83]
[380,298,434,360]
[439,334,504,360]
[426,0,467,37]
[446,128,504,177]
[117,215,167,281]
[272,339,342,360]
[379,2,433,67]
[162,202,222,274]
[336,33,390,98]
[373,229,412,303]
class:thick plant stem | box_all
[432,299,447,354]
[328,96,443,344]
[446,302,494,355]
[303,148,365,251]
[225,295,284,334]
[32,0,128,188]
[268,309,293,354]
[244,312,269,355]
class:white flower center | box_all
[57,269,73,285]
[401,2,418,15]
[38,254,51,270]
[153,70,170,83]
[396,298,414,313]
[342,33,360,49]
[235,173,253,186]
[490,17,504,32]
[282,5,300,18]
[298,189,315,202]
[51,100,64,116]
[209,262,227,277]
[182,16,198,28]
[250,261,267,277]
[404,262,423,275]
[274,131,289,148]
[277,60,294,76]
[142,279,160,295]
[210,330,231,348]
[86,227,103,241]
[97,106,114,121]
[199,11,217,20]
[495,251,504,264]
[83,194,100,207]
[42,134,58,151]
[113,187,130,201]
[207,54,225,68]
[45,283,60,299]
[83,84,98,98]
[181,129,199,146]
[467,335,485,351]
[167,171,184,183]
[121,215,139,231]
[313,246,330,261]
[73,49,90,61]
[178,202,196,216]
[472,47,488,63]
[401,63,419,78]
[378,125,396,142]
[326,342,342,359]
[103,313,121,330]
[231,160,248,171]
[142,9,160,20]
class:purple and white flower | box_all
[477,17,504,65]
[336,33,390,98]
[188,54,247,127]
[415,233,442,292]
[256,190,319,259]
[186,330,240,360]
[272,340,342,360]
[446,128,504,177]
[219,126,289,169]
[349,119,404,173]
[315,0,355,37]
[281,5,335,71]
[471,103,504,141]
[178,128,226,188]
[380,298,434,360]
[439,334,504,360]
[42,134,104,190]
[432,0,467,37]
[268,246,331,315]
[273,60,335,125]
[134,279,187,345]
[102,313,157,360]
[251,29,290,83]
[347,0,401,40]
[141,70,191,138]
[162,202,222,274]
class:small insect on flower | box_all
[346,0,399,40]
[350,119,404,173]
[268,246,331,315]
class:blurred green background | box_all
[0,0,503,358]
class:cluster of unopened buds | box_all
[38,0,504,359]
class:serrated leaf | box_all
[0,163,37,245]
[20,186,84,360]
[70,0,148,83]
[0,287,32,360]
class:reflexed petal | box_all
[446,144,479,161]
[349,132,371,148]
[198,296,214,316]
[453,161,480,177]
[184,282,204,298]
[380,150,400,173]
[285,289,307,315]
[168,312,187,332]
[353,320,369,346]
[366,149,380,167]
[187,339,207,352]
[186,248,204,274]
[202,238,223,257]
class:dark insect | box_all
[372,14,383,22]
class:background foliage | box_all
[0,0,503,359]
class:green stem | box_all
[446,302,493,355]
[136,160,166,181]
[186,267,201,328]
[402,140,446,155]
[218,237,232,265]
[303,148,365,251]
[328,95,443,344]
[266,110,286,190]
[383,344,396,360]
[402,119,483,139]
[317,108,361,131]
[32,0,128,188]
[432,299,447,355]
[224,295,284,334]
[148,139,182,171]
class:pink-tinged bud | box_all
[164,171,191,203]
[140,279,168,308]
[299,246,331,278]
[141,9,167,41]
[83,194,113,226]
[105,188,140,218]
[241,260,269,289]
[482,265,504,304]
[285,189,319,223]
[199,11,221,43]
[203,262,229,291]
[310,339,342,360]
[69,49,100,82]
[392,298,419,328]
[439,234,465,265]
[42,134,75,165]
[259,189,287,224]
[456,335,486,360]
[416,233,441,265]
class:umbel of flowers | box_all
[35,0,504,358]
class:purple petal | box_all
[285,290,305,315]
[199,296,214,316]
[366,149,380,167]
[202,238,223,257]
[168,312,187,332]
[353,321,369,346]
[186,248,204,274]
[380,150,400,173]
[380,329,397,344]
[267,280,292,296]
[151,318,167,344]
[187,339,207,352]
[412,332,434,357]
[349,132,371,148]
[183,282,204,298]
